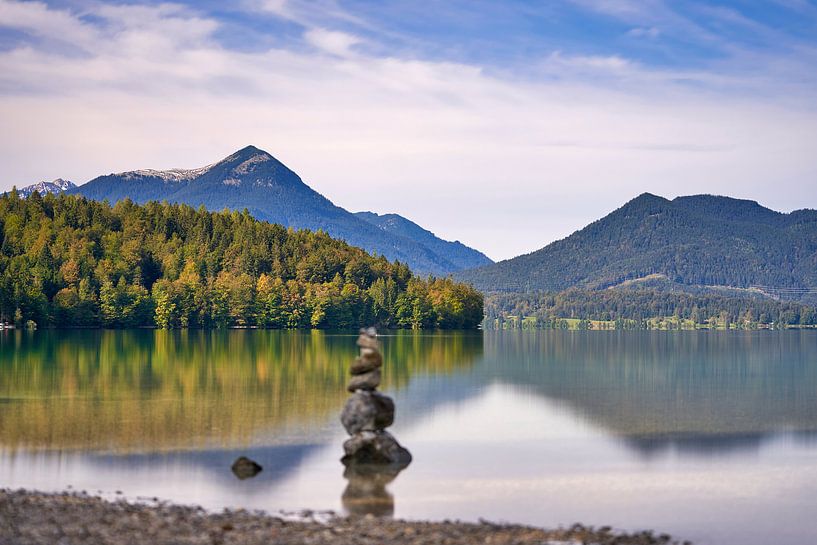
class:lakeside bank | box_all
[1,489,687,545]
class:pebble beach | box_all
[0,489,691,545]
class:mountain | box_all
[13,179,76,197]
[65,146,489,276]
[457,193,817,298]
[355,211,492,271]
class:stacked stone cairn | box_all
[340,328,412,468]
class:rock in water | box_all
[341,390,394,434]
[231,456,262,480]
[347,368,381,392]
[342,431,412,467]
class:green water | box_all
[1,330,816,545]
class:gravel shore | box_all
[0,489,691,545]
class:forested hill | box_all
[457,193,817,298]
[0,192,483,329]
[66,146,489,276]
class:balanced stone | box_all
[341,390,394,434]
[350,348,382,375]
[347,368,381,392]
[342,430,412,467]
[356,334,379,350]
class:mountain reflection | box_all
[483,331,817,454]
[0,330,483,452]
[2,329,816,458]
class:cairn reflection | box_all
[341,463,405,517]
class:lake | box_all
[1,329,816,545]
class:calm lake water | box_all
[1,330,816,544]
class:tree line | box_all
[486,288,817,329]
[0,191,483,329]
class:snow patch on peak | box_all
[232,154,271,175]
[223,178,241,186]
[121,163,215,182]
[51,179,75,190]
[220,146,271,164]
[13,178,77,197]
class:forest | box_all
[459,193,817,297]
[486,288,817,329]
[0,190,483,329]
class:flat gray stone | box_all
[342,430,412,467]
[340,390,394,434]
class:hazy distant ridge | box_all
[355,211,492,272]
[13,179,76,198]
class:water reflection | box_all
[341,463,406,517]
[0,330,483,452]
[481,331,817,455]
[2,330,817,545]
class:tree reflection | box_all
[0,330,482,452]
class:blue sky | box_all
[1,0,816,259]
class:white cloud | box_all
[0,0,99,49]
[627,26,660,38]
[304,28,361,57]
[544,51,633,73]
[0,0,816,261]
[258,0,370,29]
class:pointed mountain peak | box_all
[223,145,273,163]
[238,144,266,155]
[51,178,76,190]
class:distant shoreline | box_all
[0,489,689,545]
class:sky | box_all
[1,0,816,261]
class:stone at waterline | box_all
[350,348,383,375]
[341,390,394,434]
[342,430,412,467]
[347,368,381,392]
[231,456,262,480]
